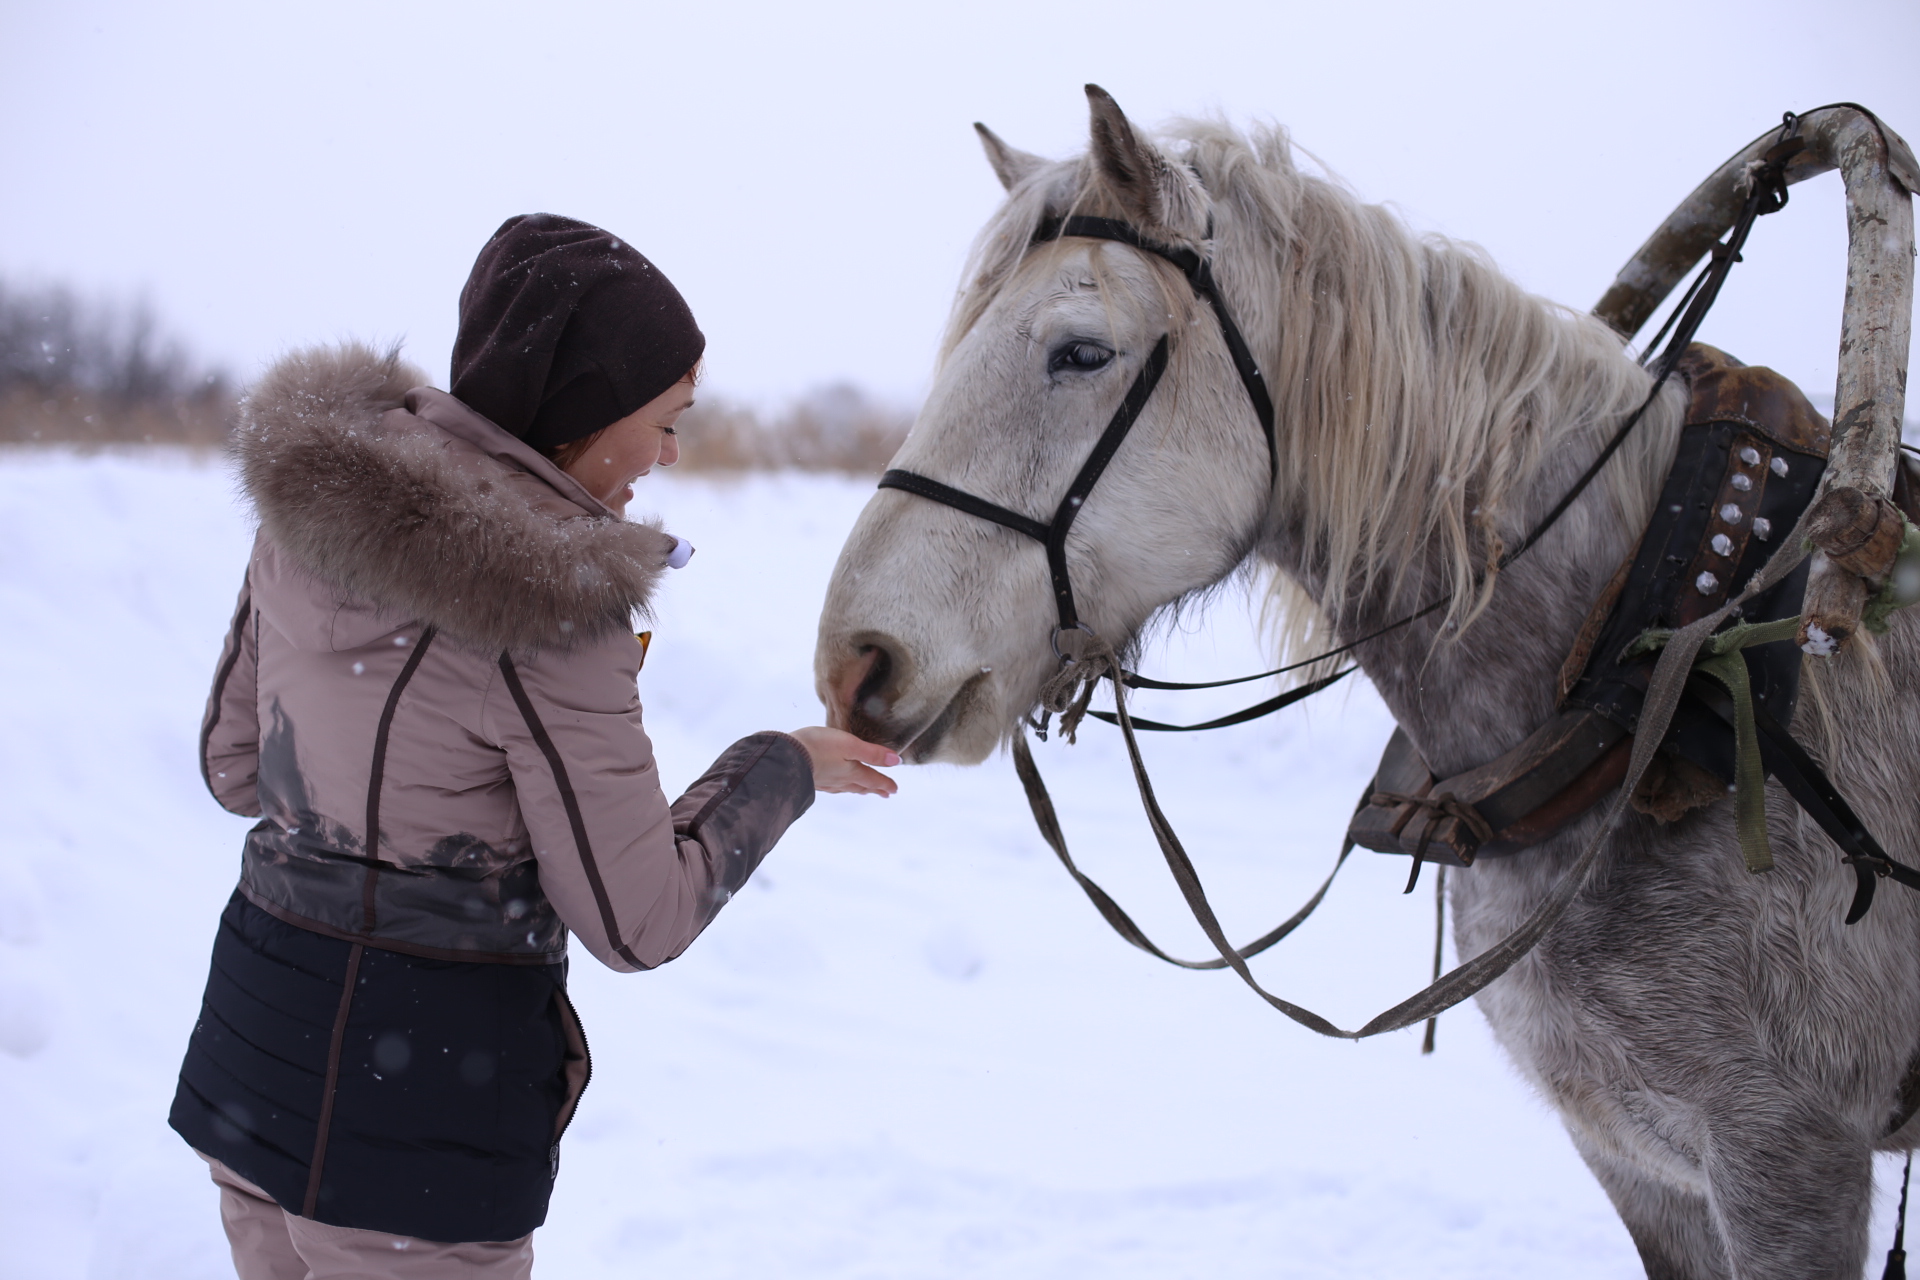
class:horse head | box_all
[814,87,1275,762]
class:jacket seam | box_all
[301,941,363,1218]
[478,659,504,742]
[196,999,325,1076]
[179,1079,308,1169]
[234,882,565,966]
[495,652,647,970]
[361,627,438,933]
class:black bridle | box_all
[877,215,1278,642]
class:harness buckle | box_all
[1050,622,1098,667]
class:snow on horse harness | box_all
[1348,344,1920,926]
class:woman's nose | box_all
[659,429,680,468]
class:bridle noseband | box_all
[877,214,1278,647]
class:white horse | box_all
[813,88,1920,1279]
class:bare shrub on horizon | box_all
[0,386,235,448]
[0,280,233,447]
[1,279,914,470]
[673,382,913,475]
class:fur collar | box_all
[234,342,674,653]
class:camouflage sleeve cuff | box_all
[669,731,816,908]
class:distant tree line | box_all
[0,278,914,471]
[0,280,234,446]
[673,383,912,474]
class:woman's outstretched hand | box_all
[789,727,901,797]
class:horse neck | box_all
[1257,344,1682,780]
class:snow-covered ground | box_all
[2,450,1910,1278]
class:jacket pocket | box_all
[550,983,592,1145]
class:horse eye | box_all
[1049,341,1114,374]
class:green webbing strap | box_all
[1696,646,1774,872]
[1862,517,1920,636]
[1626,614,1804,873]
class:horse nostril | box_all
[826,634,913,746]
[853,643,894,718]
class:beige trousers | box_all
[203,1156,535,1279]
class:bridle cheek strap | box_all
[879,333,1171,632]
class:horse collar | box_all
[1345,346,1920,925]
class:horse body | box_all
[813,88,1920,1278]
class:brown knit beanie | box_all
[449,214,705,451]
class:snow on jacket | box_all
[200,343,814,971]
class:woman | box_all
[169,214,898,1277]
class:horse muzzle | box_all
[818,631,1001,762]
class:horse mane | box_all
[943,117,1676,667]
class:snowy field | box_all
[2,448,1912,1279]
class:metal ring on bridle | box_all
[1050,622,1098,666]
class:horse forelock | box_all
[943,116,1675,671]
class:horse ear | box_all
[974,123,1045,192]
[1085,84,1202,237]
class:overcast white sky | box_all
[2,0,1915,410]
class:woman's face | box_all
[561,376,695,515]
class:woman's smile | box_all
[557,380,693,515]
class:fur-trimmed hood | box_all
[233,342,676,653]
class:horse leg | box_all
[1700,1117,1873,1280]
[1570,1133,1730,1280]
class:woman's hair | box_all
[543,431,603,473]
[539,361,703,474]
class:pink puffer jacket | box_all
[200,344,813,971]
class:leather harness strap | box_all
[1085,664,1353,732]
[1010,733,1358,971]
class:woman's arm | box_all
[200,556,263,817]
[484,632,820,971]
